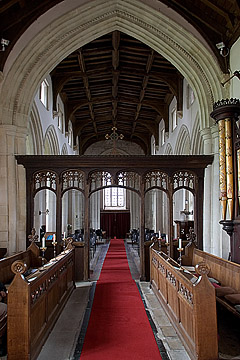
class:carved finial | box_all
[65,237,74,250]
[195,262,210,276]
[11,260,27,275]
[28,228,39,243]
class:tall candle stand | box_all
[158,237,162,251]
[177,247,184,266]
[52,240,57,258]
[40,247,47,265]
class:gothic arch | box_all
[0,0,224,146]
[61,143,68,155]
[164,143,173,155]
[44,125,60,155]
[175,125,191,155]
[191,114,204,155]
[27,102,44,155]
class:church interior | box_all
[1,1,240,359]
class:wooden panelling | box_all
[193,249,240,291]
[0,242,43,285]
[150,244,218,360]
[7,249,75,360]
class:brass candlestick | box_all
[40,246,47,265]
[52,241,57,258]
[177,247,184,266]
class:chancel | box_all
[1,1,240,360]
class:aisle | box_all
[80,238,162,360]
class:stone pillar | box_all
[200,127,213,253]
[0,124,28,254]
[210,125,224,257]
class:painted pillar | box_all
[210,98,240,263]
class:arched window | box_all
[104,187,126,209]
[39,79,49,109]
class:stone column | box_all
[210,125,224,257]
[0,124,28,254]
[200,127,213,253]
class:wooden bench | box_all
[150,243,218,360]
[188,248,240,318]
[7,246,75,360]
[0,242,44,286]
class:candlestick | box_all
[165,234,169,245]
[42,236,45,248]
[179,238,182,249]
[52,241,57,258]
[52,234,57,258]
[159,230,161,239]
[177,247,184,266]
[40,246,47,265]
[63,232,66,239]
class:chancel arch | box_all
[0,0,225,259]
[1,0,224,133]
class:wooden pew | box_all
[0,242,44,286]
[150,243,218,360]
[189,248,240,318]
[7,247,75,360]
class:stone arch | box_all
[164,143,173,155]
[0,0,224,144]
[61,143,68,155]
[44,125,60,155]
[191,113,204,155]
[175,125,191,155]
[26,102,44,155]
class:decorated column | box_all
[211,98,240,262]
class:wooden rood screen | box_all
[150,244,218,360]
[16,154,213,280]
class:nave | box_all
[0,238,238,360]
[33,239,240,360]
[35,240,190,360]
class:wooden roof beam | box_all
[112,31,120,127]
[131,50,154,137]
[162,0,226,35]
[78,49,98,136]
[200,0,235,28]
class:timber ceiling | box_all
[51,32,183,154]
[0,0,240,153]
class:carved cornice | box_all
[211,98,240,122]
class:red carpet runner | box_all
[80,239,162,359]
